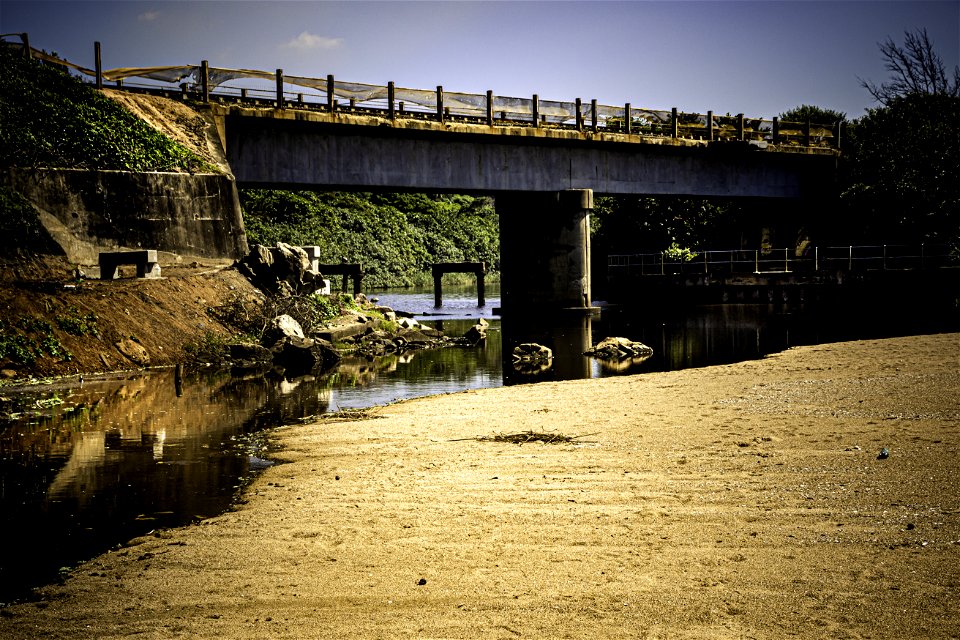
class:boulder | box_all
[396,328,438,348]
[227,342,273,367]
[464,318,489,345]
[513,342,552,362]
[116,337,150,367]
[398,317,420,330]
[585,337,653,361]
[512,342,552,375]
[264,314,305,345]
[237,244,326,296]
[271,335,340,376]
[271,243,311,284]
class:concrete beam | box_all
[224,114,835,199]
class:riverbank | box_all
[2,332,958,639]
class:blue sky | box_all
[2,1,958,120]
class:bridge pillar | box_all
[497,189,595,313]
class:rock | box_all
[396,328,437,347]
[464,318,489,345]
[417,325,443,338]
[585,336,654,361]
[227,342,273,367]
[877,447,890,460]
[0,369,17,379]
[513,342,552,362]
[264,314,305,344]
[271,335,340,376]
[116,337,150,366]
[398,317,420,330]
[238,244,325,295]
[271,243,311,280]
[512,342,552,375]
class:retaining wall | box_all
[3,168,248,265]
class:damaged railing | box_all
[4,33,843,150]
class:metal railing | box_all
[3,33,843,152]
[608,245,956,276]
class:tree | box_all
[841,92,960,247]
[778,105,847,124]
[860,28,960,106]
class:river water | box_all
[0,283,955,603]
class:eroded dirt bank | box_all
[1,332,958,639]
[0,258,259,381]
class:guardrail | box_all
[608,245,956,276]
[2,33,843,151]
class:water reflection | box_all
[0,320,502,604]
[1,287,953,604]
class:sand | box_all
[1,332,958,639]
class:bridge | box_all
[11,36,841,314]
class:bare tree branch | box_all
[861,28,960,105]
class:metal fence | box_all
[608,245,956,276]
[3,33,842,151]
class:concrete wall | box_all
[3,168,248,265]
[224,114,835,199]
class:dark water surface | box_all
[1,284,955,603]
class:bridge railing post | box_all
[804,118,811,147]
[532,94,540,128]
[671,108,678,138]
[94,41,103,90]
[436,86,444,124]
[201,60,209,103]
[275,68,284,108]
[575,98,583,131]
[625,103,631,134]
[737,113,744,141]
[772,117,780,144]
[388,81,396,120]
[591,99,598,132]
[486,90,493,126]
[327,74,335,112]
[706,110,714,141]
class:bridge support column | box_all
[497,189,595,313]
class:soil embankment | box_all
[0,257,260,381]
[0,331,957,638]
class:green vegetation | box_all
[0,47,212,172]
[183,330,230,365]
[0,316,72,365]
[240,190,499,288]
[55,307,100,337]
[840,93,960,247]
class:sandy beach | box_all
[1,332,958,639]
